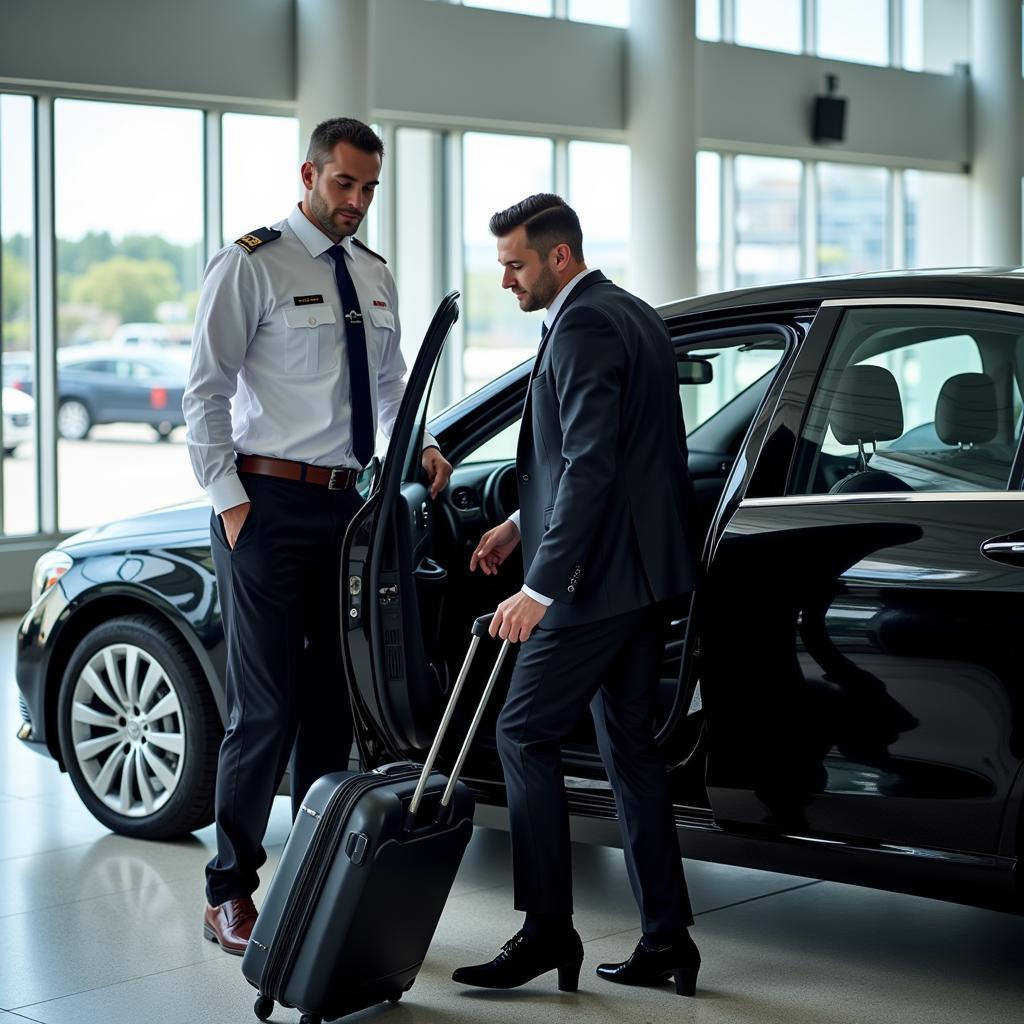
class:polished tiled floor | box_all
[3,615,1024,1023]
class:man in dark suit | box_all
[452,194,701,997]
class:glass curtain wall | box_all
[816,163,888,276]
[734,156,802,287]
[701,0,969,73]
[567,141,630,286]
[461,132,553,398]
[698,152,969,293]
[222,113,301,245]
[54,99,205,531]
[1,94,37,535]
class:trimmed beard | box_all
[309,188,360,240]
[520,263,559,312]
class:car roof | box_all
[659,267,1024,322]
[58,344,188,365]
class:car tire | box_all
[154,422,174,441]
[57,398,92,440]
[56,614,221,839]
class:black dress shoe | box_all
[596,932,700,996]
[452,929,584,991]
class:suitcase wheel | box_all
[299,1016,321,1024]
[387,992,402,1004]
[253,994,274,1021]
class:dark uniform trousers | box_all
[205,470,363,906]
[496,604,694,935]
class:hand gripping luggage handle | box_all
[408,614,511,819]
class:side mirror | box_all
[678,358,714,385]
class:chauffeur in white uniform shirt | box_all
[184,202,439,515]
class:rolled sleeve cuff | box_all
[508,510,521,531]
[207,473,250,516]
[521,584,553,606]
[422,430,439,451]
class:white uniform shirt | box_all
[184,205,435,514]
[509,267,601,606]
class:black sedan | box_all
[15,272,1024,916]
[9,344,188,440]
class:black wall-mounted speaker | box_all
[813,94,847,143]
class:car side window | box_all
[460,419,520,465]
[790,306,1024,495]
[680,334,786,432]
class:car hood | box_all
[62,499,211,554]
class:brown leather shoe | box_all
[203,896,258,956]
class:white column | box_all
[295,0,371,148]
[627,0,698,305]
[969,0,1022,265]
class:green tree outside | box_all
[70,257,179,323]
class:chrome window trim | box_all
[819,296,1024,316]
[741,491,1022,509]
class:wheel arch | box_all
[44,591,225,768]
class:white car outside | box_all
[2,386,35,455]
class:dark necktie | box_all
[328,244,374,466]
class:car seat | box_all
[828,364,913,494]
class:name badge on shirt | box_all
[293,294,325,306]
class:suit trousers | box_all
[205,471,363,906]
[496,604,694,934]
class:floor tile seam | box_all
[9,955,223,1012]
[692,879,825,919]
[0,872,204,922]
[2,1011,46,1024]
[577,880,825,946]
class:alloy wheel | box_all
[68,643,186,817]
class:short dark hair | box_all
[306,117,384,169]
[489,194,585,262]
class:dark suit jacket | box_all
[517,271,698,629]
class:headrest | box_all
[935,373,997,445]
[830,365,904,446]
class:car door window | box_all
[790,306,1024,495]
[682,333,786,432]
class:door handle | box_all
[980,539,1024,565]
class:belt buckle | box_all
[328,468,347,491]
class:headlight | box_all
[31,550,72,603]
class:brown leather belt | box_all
[237,454,359,490]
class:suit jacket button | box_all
[521,473,529,482]
[567,585,575,593]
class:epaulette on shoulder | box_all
[352,237,387,264]
[234,227,282,254]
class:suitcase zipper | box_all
[261,767,422,998]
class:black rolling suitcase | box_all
[241,615,511,1024]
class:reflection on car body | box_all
[14,271,1024,916]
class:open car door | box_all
[341,292,460,768]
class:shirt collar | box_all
[287,204,353,260]
[543,267,600,330]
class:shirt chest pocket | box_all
[364,306,395,369]
[281,303,339,377]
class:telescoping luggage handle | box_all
[408,614,511,819]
